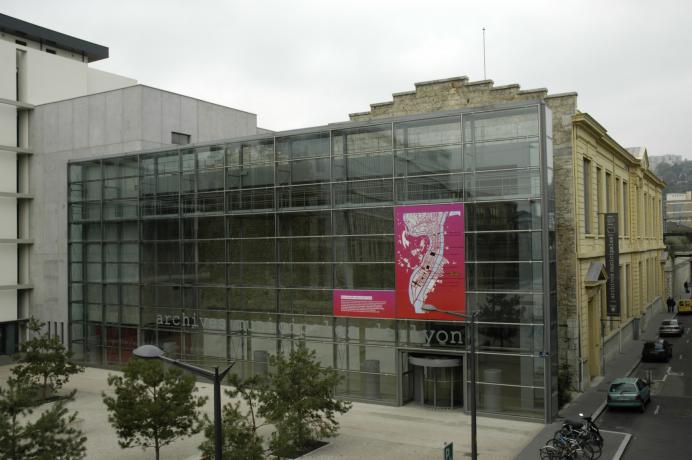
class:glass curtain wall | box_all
[68,104,553,419]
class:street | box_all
[599,314,692,460]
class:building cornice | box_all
[572,112,666,188]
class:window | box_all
[605,172,612,213]
[596,167,603,234]
[46,48,56,55]
[171,132,191,146]
[622,181,629,236]
[15,40,27,46]
[583,158,591,234]
[644,193,649,237]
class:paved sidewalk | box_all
[0,363,542,460]
[515,307,671,460]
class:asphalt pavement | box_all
[515,307,670,460]
[599,314,692,460]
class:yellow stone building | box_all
[572,114,665,385]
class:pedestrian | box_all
[667,296,676,313]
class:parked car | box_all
[607,377,651,412]
[641,339,673,362]
[678,299,692,315]
[659,318,684,337]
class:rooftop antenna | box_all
[482,27,487,79]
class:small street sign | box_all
[443,442,453,460]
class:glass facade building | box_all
[67,102,557,420]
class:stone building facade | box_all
[350,76,665,393]
[574,120,664,387]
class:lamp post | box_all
[133,345,234,460]
[422,305,479,460]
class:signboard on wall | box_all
[604,213,620,316]
[395,203,465,320]
[333,290,395,318]
[332,202,465,320]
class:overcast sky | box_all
[5,0,692,159]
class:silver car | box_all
[659,319,684,337]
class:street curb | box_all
[592,357,642,422]
[296,441,333,459]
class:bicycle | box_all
[556,413,603,459]
[540,433,593,460]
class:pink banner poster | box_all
[333,290,396,318]
[395,203,465,320]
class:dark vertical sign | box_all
[604,213,620,316]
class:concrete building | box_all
[666,191,692,230]
[0,13,135,354]
[348,76,665,393]
[664,192,692,303]
[0,14,260,354]
[648,154,684,170]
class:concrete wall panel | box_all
[0,106,16,144]
[87,93,107,147]
[71,97,90,150]
[40,103,61,154]
[0,244,17,284]
[0,153,16,192]
[122,86,142,142]
[57,101,73,152]
[105,90,124,145]
[141,87,163,143]
[0,198,16,238]
[24,48,87,105]
[180,97,199,141]
[0,41,15,99]
[0,290,17,322]
[87,68,136,95]
[161,91,182,143]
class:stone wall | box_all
[349,76,582,388]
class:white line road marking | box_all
[687,328,691,335]
[610,431,633,460]
[654,404,661,415]
[667,366,672,373]
[662,373,668,382]
[680,354,684,360]
[687,339,690,344]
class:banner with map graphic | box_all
[394,203,465,320]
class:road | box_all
[599,314,692,460]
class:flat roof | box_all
[0,13,108,62]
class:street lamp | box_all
[133,345,235,460]
[422,305,479,460]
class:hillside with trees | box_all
[655,159,692,193]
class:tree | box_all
[199,374,266,460]
[12,317,84,400]
[259,342,351,458]
[102,358,208,460]
[655,159,692,194]
[0,375,87,460]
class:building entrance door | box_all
[588,294,601,379]
[407,354,463,409]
